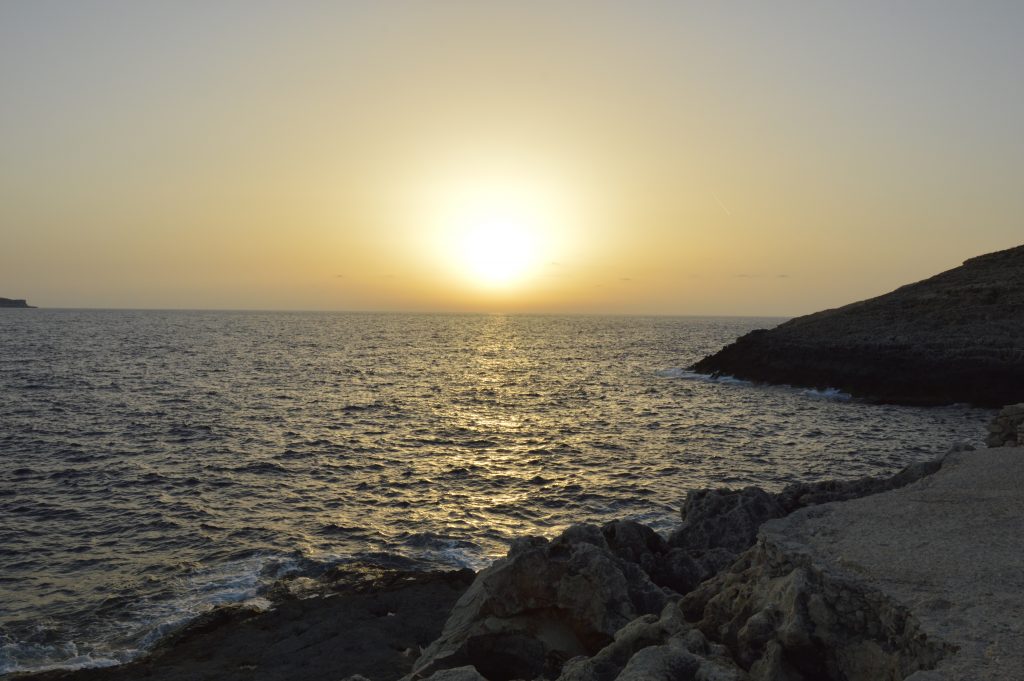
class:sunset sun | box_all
[458,214,541,287]
[428,170,571,291]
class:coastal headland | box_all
[691,244,1024,407]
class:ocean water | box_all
[0,310,991,674]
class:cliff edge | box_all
[691,244,1024,406]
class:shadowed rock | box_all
[556,603,743,681]
[17,568,475,681]
[406,524,671,680]
[691,244,1024,407]
[664,453,952,590]
[985,403,1024,447]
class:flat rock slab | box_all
[761,448,1023,680]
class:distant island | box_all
[0,297,36,308]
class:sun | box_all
[419,161,580,292]
[458,213,541,287]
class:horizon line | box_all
[6,305,794,319]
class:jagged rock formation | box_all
[691,244,1024,407]
[407,455,956,681]
[0,297,35,308]
[406,524,672,680]
[986,403,1024,447]
[663,456,947,588]
[556,604,743,681]
[681,540,949,680]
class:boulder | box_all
[601,520,717,595]
[419,668,490,681]
[407,524,670,680]
[681,540,948,681]
[670,487,786,556]
[556,603,743,681]
[985,403,1024,447]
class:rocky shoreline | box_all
[19,405,1024,681]
[691,244,1024,407]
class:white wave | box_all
[655,368,752,386]
[1,554,302,676]
[0,640,120,676]
[135,554,299,648]
[658,368,852,401]
[800,387,852,401]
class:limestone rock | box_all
[681,540,948,681]
[418,667,490,681]
[670,487,786,556]
[690,244,1024,407]
[601,520,717,595]
[407,524,670,680]
[985,403,1024,447]
[774,456,945,513]
[556,603,744,681]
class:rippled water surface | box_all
[0,310,991,673]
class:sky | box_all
[2,1,1022,316]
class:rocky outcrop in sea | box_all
[690,244,1024,407]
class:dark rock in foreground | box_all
[0,297,35,308]
[985,402,1024,447]
[407,524,672,680]
[691,244,1024,407]
[15,569,474,681]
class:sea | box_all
[0,310,992,675]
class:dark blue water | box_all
[0,310,990,674]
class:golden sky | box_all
[2,2,1022,315]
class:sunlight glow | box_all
[425,167,572,291]
[458,212,541,287]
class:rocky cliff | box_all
[691,244,1024,407]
